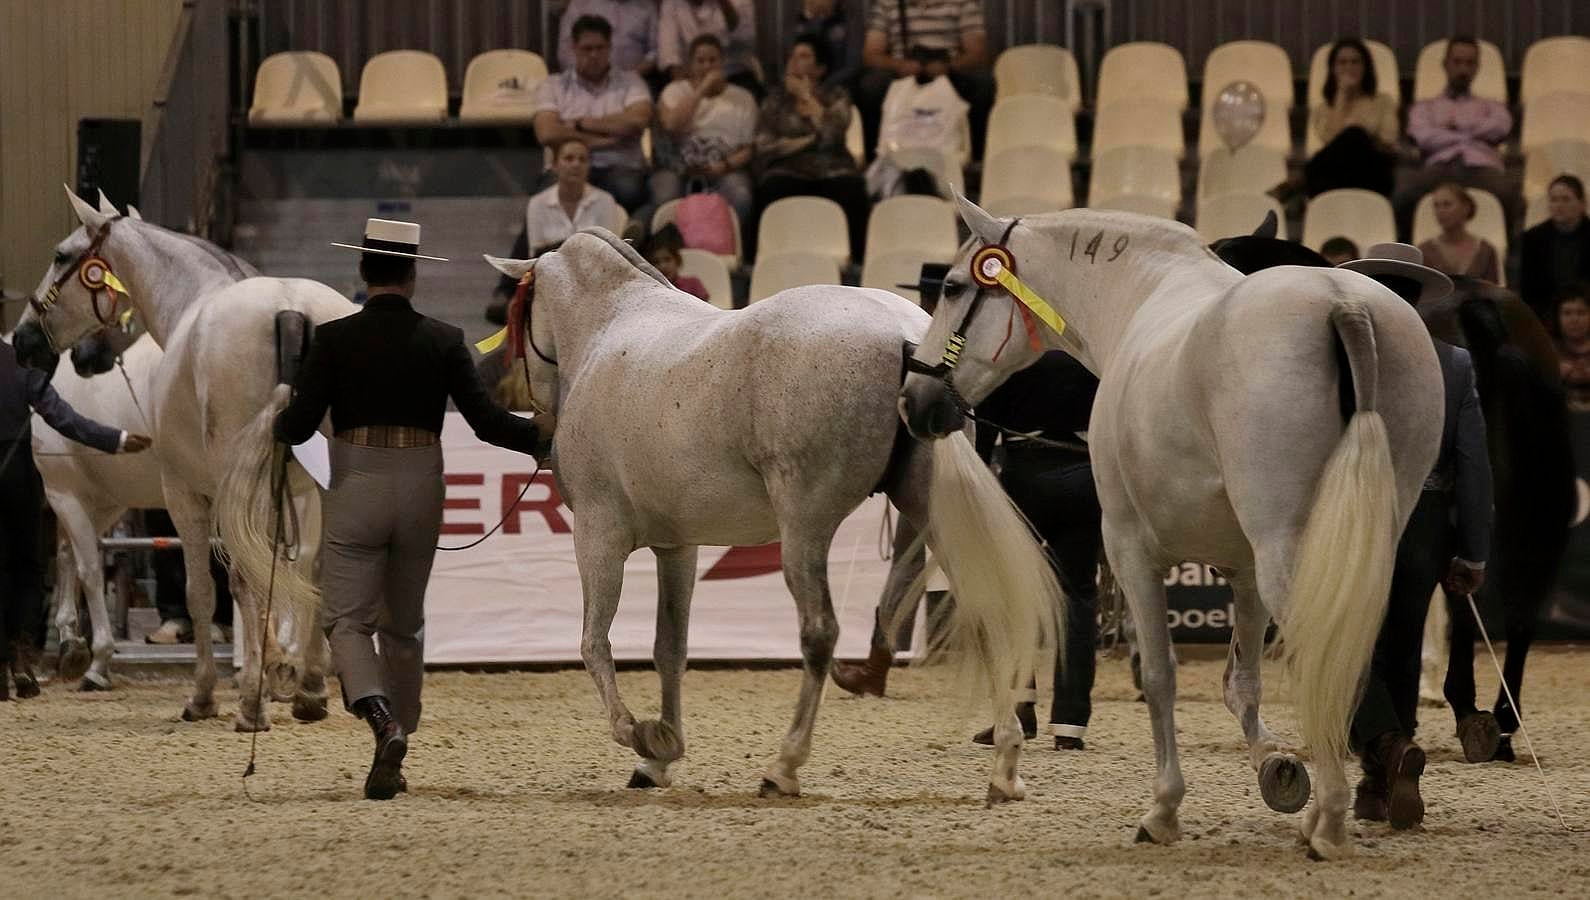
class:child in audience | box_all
[646,224,712,301]
[1321,235,1360,266]
[1556,285,1590,411]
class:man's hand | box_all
[1444,558,1485,596]
[699,70,726,97]
[122,433,153,453]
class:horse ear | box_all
[126,204,143,221]
[1252,210,1279,240]
[483,254,534,280]
[96,189,118,216]
[65,185,111,232]
[953,190,1005,245]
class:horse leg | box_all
[165,488,222,722]
[1495,584,1542,737]
[630,545,696,789]
[229,565,273,732]
[1225,575,1309,813]
[760,533,840,799]
[1419,587,1448,705]
[575,527,640,766]
[49,529,90,682]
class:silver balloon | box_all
[1211,80,1265,152]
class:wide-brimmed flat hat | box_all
[896,262,952,303]
[1336,242,1451,303]
[330,218,449,262]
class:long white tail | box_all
[214,385,322,625]
[1281,300,1400,767]
[910,432,1062,714]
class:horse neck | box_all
[104,221,237,346]
[541,262,634,372]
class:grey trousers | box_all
[321,439,444,733]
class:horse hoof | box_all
[78,674,113,692]
[984,781,1026,807]
[1307,835,1353,862]
[58,640,92,681]
[12,673,40,700]
[757,778,799,799]
[627,770,659,789]
[267,662,298,703]
[234,716,270,734]
[632,719,683,763]
[1134,816,1180,845]
[1259,753,1312,813]
[291,695,329,723]
[181,699,218,721]
[1134,826,1155,844]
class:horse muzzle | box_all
[12,320,60,372]
[899,372,965,440]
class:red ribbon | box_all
[505,275,531,362]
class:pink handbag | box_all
[674,191,735,256]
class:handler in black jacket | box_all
[275,219,545,800]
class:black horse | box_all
[1211,216,1575,760]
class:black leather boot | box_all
[353,696,408,800]
[10,640,40,699]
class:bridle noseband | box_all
[31,218,129,353]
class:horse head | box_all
[68,325,140,377]
[13,187,126,371]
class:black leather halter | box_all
[31,218,123,352]
[905,218,1022,381]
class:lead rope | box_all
[1463,592,1576,832]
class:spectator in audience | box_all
[1286,39,1398,200]
[534,15,653,215]
[791,0,865,89]
[1321,235,1360,266]
[749,36,870,263]
[1556,285,1590,411]
[864,51,969,199]
[856,0,992,162]
[659,0,764,97]
[1396,36,1515,239]
[645,224,711,301]
[652,34,758,227]
[557,0,662,94]
[1417,182,1501,283]
[487,137,621,324]
[1521,175,1590,324]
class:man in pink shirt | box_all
[1395,36,1517,242]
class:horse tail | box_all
[914,433,1061,726]
[1280,298,1400,768]
[214,385,321,628]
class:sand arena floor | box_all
[2,648,1587,898]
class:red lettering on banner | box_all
[442,473,485,534]
[502,472,571,534]
[702,544,783,580]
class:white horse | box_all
[487,229,1060,802]
[900,200,1443,859]
[13,188,354,731]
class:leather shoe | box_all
[354,696,408,800]
[10,641,40,700]
[1353,774,1389,821]
[1378,734,1426,829]
[1054,736,1085,751]
[831,643,892,697]
[971,703,1037,745]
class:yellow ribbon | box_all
[102,269,129,297]
[476,327,507,353]
[992,266,1066,336]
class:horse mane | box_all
[572,226,672,289]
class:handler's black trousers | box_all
[1000,443,1102,733]
[1351,489,1453,756]
[0,445,46,663]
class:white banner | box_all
[423,414,902,663]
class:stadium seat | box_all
[1198,41,1294,157]
[1413,39,1506,103]
[982,146,1073,215]
[861,250,942,304]
[458,49,547,122]
[652,199,743,267]
[846,104,864,165]
[1411,187,1508,256]
[1092,99,1184,157]
[1090,146,1179,209]
[1307,39,1401,110]
[1198,144,1288,202]
[1521,36,1590,107]
[884,146,966,195]
[353,50,448,123]
[985,94,1077,162]
[679,248,733,309]
[1090,193,1177,220]
[866,195,958,263]
[248,52,342,124]
[748,252,841,303]
[760,196,850,266]
[1097,42,1188,111]
[994,44,1082,111]
[1196,193,1286,243]
[1302,188,1396,251]
[1523,140,1590,202]
[1521,92,1590,154]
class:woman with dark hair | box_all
[747,35,869,262]
[1300,38,1399,197]
[1418,182,1500,283]
[1521,174,1590,324]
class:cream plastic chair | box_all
[679,248,733,309]
[748,252,841,303]
[846,104,864,165]
[1413,39,1506,103]
[1521,92,1590,154]
[995,44,1082,111]
[1090,146,1179,208]
[1307,39,1402,109]
[1523,140,1590,202]
[652,198,743,267]
[352,50,448,123]
[1411,187,1508,256]
[1522,36,1590,107]
[458,50,547,122]
[981,146,1074,215]
[865,195,958,264]
[1302,188,1397,251]
[1198,144,1288,203]
[759,196,850,266]
[885,146,966,195]
[1097,42,1188,111]
[249,52,342,124]
[861,250,941,305]
[1092,99,1184,158]
[1090,193,1177,220]
[1198,41,1294,158]
[1195,193,1286,243]
[985,95,1077,162]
